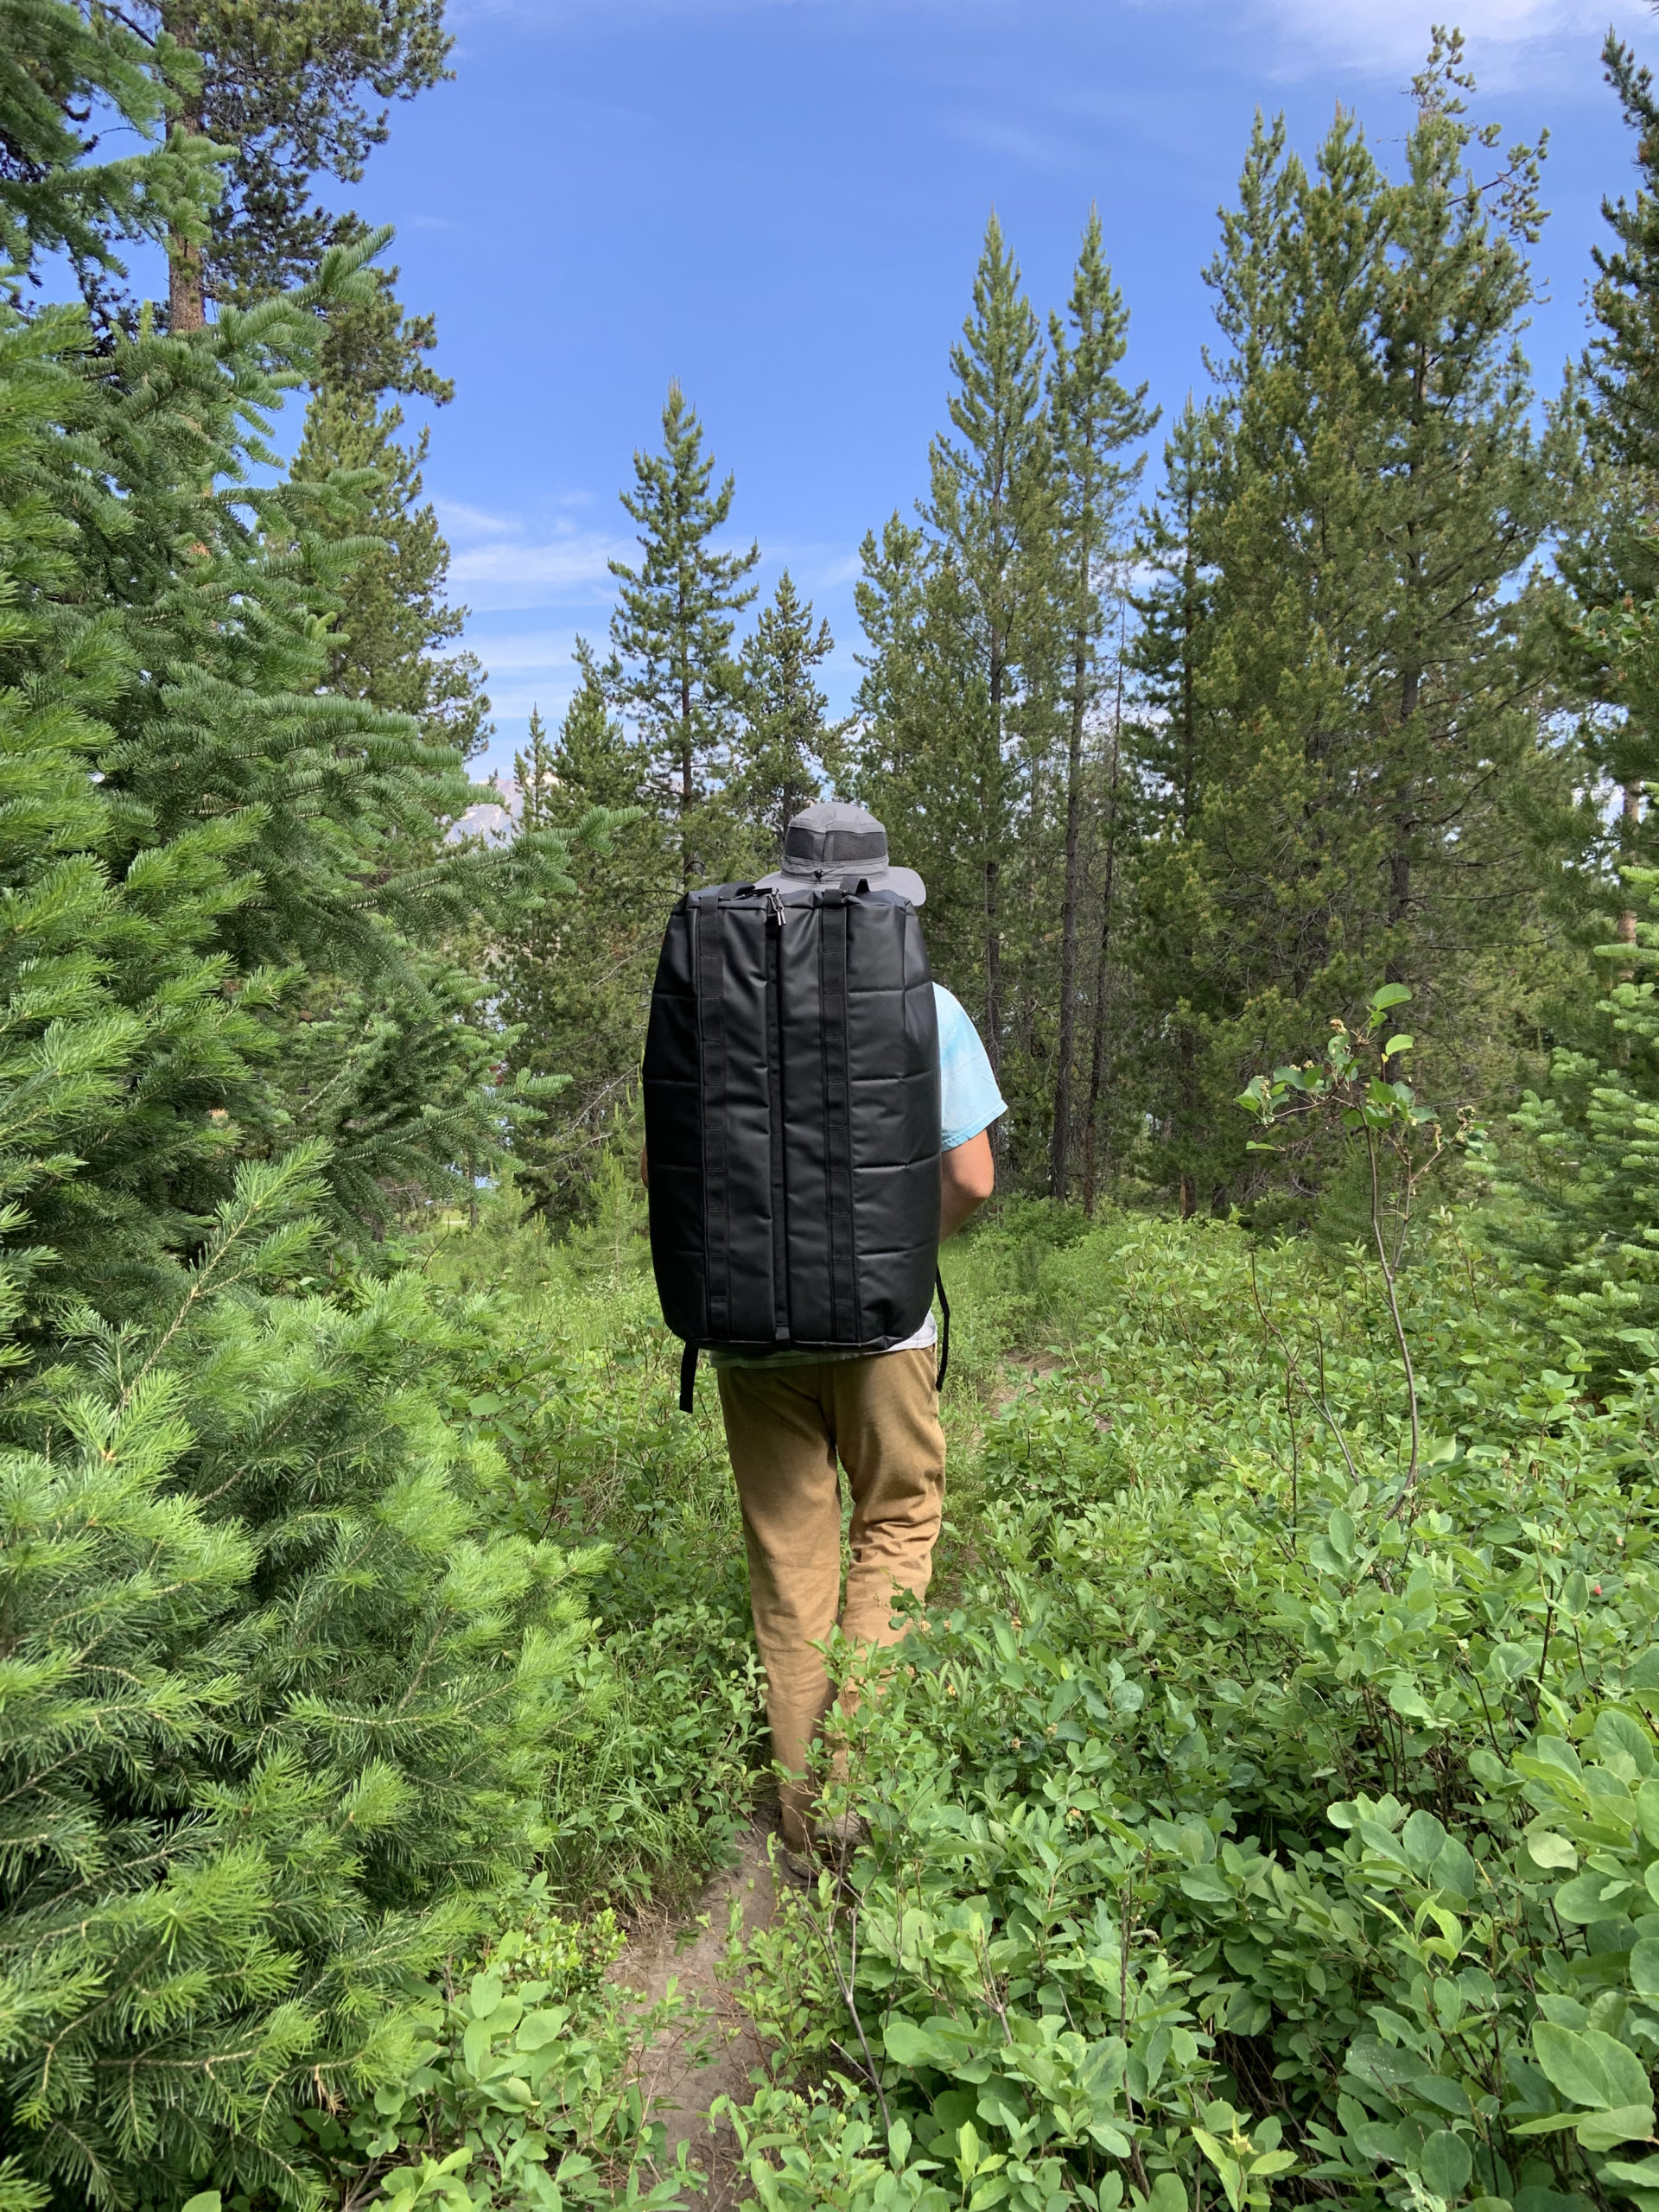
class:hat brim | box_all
[755,863,926,907]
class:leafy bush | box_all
[314,1881,699,2212]
[727,1214,1659,2212]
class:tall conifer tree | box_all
[290,266,489,759]
[608,383,759,883]
[729,569,842,866]
[1044,209,1156,1198]
[1146,55,1560,1208]
[925,214,1056,1090]
[499,654,670,1212]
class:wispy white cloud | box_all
[1222,0,1649,83]
[459,0,1649,88]
[451,535,626,593]
[465,628,579,671]
[945,113,1084,171]
[435,495,527,537]
[438,497,631,609]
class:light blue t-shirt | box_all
[935,982,1007,1156]
[710,982,1006,1366]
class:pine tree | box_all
[0,0,214,301]
[1044,209,1156,1199]
[1127,399,1224,1213]
[1556,29,1659,939]
[499,658,672,1214]
[923,213,1058,1096]
[290,266,489,760]
[607,383,759,883]
[1500,25,1659,1355]
[102,0,454,329]
[728,570,843,868]
[0,208,594,2212]
[1140,58,1562,1212]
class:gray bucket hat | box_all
[756,800,926,906]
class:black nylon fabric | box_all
[643,882,941,1355]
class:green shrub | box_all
[728,1216,1659,2212]
[0,1160,616,2208]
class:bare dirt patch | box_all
[615,1819,782,2210]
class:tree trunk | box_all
[1179,489,1197,833]
[1049,626,1088,1201]
[1177,1024,1198,1222]
[679,667,694,883]
[1080,712,1122,1218]
[162,2,207,332]
[1620,779,1643,955]
[984,631,1006,1096]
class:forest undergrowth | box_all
[288,1162,1659,2212]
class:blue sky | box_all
[346,0,1655,783]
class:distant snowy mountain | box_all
[449,779,519,845]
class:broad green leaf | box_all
[1527,1833,1580,1872]
[1088,2120,1133,2157]
[1599,2156,1659,2189]
[1534,2023,1617,2107]
[1403,1809,1448,1872]
[1250,2151,1297,2178]
[1389,1677,1433,1722]
[1595,1710,1654,1775]
[1556,1874,1623,1926]
[1431,1835,1478,1902]
[1179,1866,1232,1904]
[1383,1033,1414,1058]
[1420,2130,1473,2199]
[1534,2024,1650,2112]
[885,2018,950,2067]
[1352,2120,1409,2164]
[1631,1940,1659,1998]
[1371,983,1413,1012]
[1577,2103,1655,2152]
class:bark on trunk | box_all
[679,664,694,883]
[162,2,207,332]
[1079,718,1122,1218]
[1620,779,1643,956]
[1049,630,1089,1200]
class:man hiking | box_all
[640,801,1004,1864]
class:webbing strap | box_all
[934,1267,950,1393]
[820,895,855,1341]
[679,1339,697,1414]
[697,900,730,1337]
[766,906,790,1341]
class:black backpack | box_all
[642,880,944,1408]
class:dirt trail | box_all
[615,1819,783,2210]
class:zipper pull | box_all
[766,889,786,930]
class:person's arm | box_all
[941,1128,994,1239]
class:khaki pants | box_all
[716,1347,945,1847]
